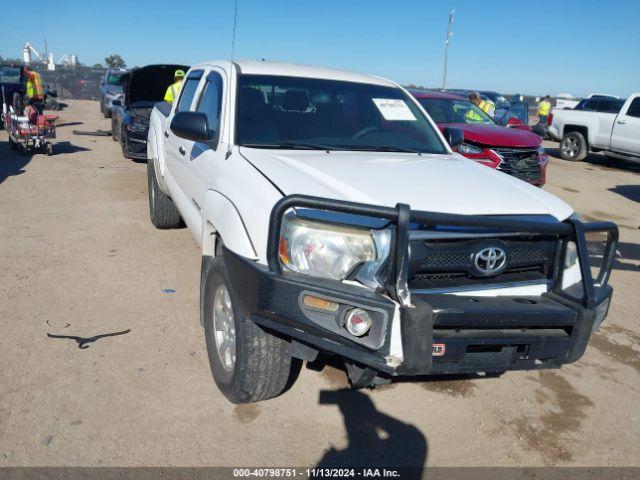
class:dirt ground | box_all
[0,100,638,468]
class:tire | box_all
[9,136,17,150]
[104,105,111,119]
[559,131,588,162]
[202,254,296,403]
[120,128,131,159]
[99,99,104,114]
[111,117,118,141]
[147,158,182,229]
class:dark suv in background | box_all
[99,69,126,118]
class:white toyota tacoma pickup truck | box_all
[549,93,640,162]
[147,61,617,404]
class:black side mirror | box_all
[170,111,209,141]
[442,126,464,149]
[111,100,121,107]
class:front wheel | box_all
[202,255,297,403]
[560,131,588,162]
[120,128,131,159]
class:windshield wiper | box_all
[240,141,335,151]
[358,145,420,153]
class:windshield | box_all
[0,67,21,83]
[106,72,124,85]
[494,95,510,108]
[236,75,448,154]
[417,98,496,126]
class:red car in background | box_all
[411,90,548,186]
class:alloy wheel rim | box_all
[212,284,236,372]
[562,137,579,157]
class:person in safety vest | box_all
[538,95,552,124]
[21,66,46,114]
[164,70,185,103]
[468,91,495,118]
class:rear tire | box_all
[202,254,296,403]
[147,158,182,229]
[560,131,588,161]
[111,117,118,141]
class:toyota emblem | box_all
[473,246,508,276]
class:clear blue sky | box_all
[1,0,637,97]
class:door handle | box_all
[617,120,626,125]
[179,146,186,156]
[164,130,169,138]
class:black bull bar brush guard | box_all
[262,195,618,375]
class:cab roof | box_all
[193,60,397,87]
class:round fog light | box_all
[345,308,372,337]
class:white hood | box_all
[240,149,573,220]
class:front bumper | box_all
[224,195,618,377]
[123,130,147,159]
[456,147,547,186]
[224,248,612,376]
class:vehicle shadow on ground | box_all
[316,389,427,475]
[54,141,91,155]
[546,147,640,174]
[609,185,640,204]
[613,241,640,273]
[0,142,33,185]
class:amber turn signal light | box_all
[303,295,339,312]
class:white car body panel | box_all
[238,148,574,225]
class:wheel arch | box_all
[201,190,258,260]
[562,124,590,148]
[147,122,158,161]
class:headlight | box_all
[279,215,383,281]
[537,145,546,155]
[457,143,484,155]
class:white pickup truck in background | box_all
[548,93,640,162]
[146,60,617,404]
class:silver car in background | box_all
[99,69,126,118]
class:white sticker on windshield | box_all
[372,98,417,121]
